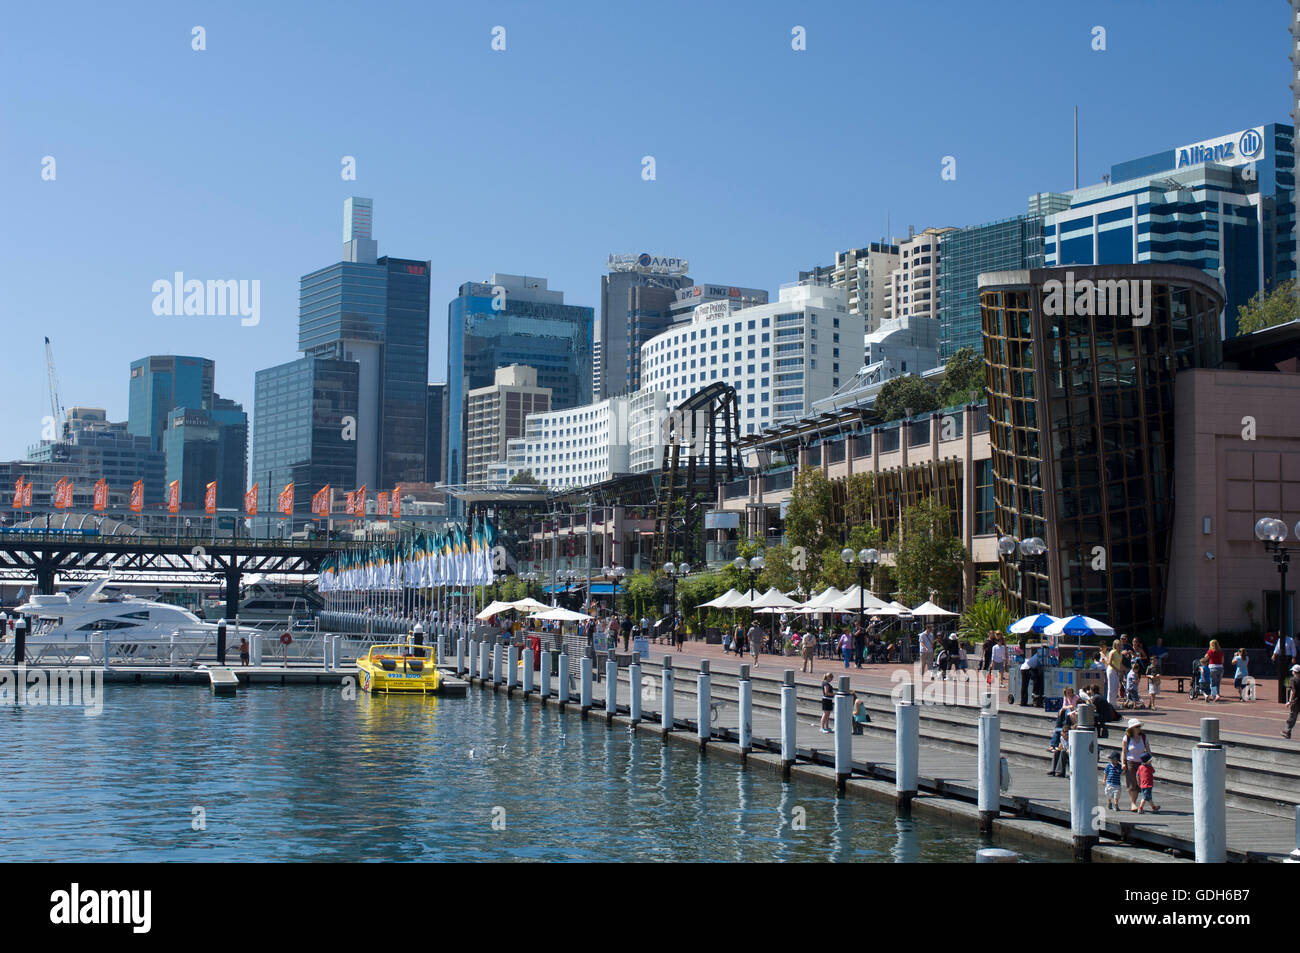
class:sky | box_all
[0,0,1291,460]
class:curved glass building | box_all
[978,265,1224,630]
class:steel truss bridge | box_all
[0,532,340,619]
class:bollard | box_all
[479,640,489,685]
[456,637,465,676]
[13,618,26,665]
[333,635,341,671]
[169,633,178,667]
[1287,806,1300,863]
[217,619,228,666]
[101,635,110,669]
[630,654,642,723]
[977,693,1001,833]
[493,640,505,686]
[738,664,753,756]
[1193,717,1227,863]
[661,656,675,734]
[976,848,1019,863]
[780,670,797,779]
[322,632,331,671]
[895,683,919,806]
[580,655,593,715]
[507,643,519,692]
[541,648,552,699]
[250,631,262,667]
[558,651,570,707]
[834,677,852,793]
[606,656,618,716]
[697,660,711,751]
[1069,704,1099,860]
[523,648,534,695]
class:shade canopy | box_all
[828,586,891,613]
[509,597,551,612]
[1042,615,1115,638]
[1008,613,1062,635]
[911,600,959,617]
[530,606,593,623]
[803,587,845,610]
[750,587,800,609]
[476,600,516,620]
[698,588,741,609]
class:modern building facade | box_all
[493,396,633,490]
[884,227,957,322]
[640,280,863,434]
[979,264,1225,631]
[163,396,247,510]
[1039,123,1295,337]
[596,254,693,400]
[425,383,448,486]
[801,243,900,334]
[937,216,1043,359]
[297,201,430,490]
[446,273,593,493]
[465,365,551,486]
[251,358,359,529]
[24,408,166,507]
[127,356,214,452]
[668,282,769,323]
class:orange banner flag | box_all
[392,486,401,519]
[205,482,217,515]
[130,480,143,513]
[93,479,108,511]
[312,485,330,519]
[167,480,180,514]
[278,482,294,516]
[245,483,259,516]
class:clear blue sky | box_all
[0,0,1289,460]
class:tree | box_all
[874,374,940,423]
[509,469,543,485]
[1235,279,1300,335]
[783,468,835,593]
[892,499,966,607]
[935,346,986,408]
[622,571,657,620]
[957,595,1013,646]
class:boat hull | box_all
[355,656,441,694]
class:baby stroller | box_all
[1188,657,1211,700]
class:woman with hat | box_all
[1122,718,1154,811]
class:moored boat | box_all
[355,641,442,694]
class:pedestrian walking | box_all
[239,637,249,666]
[820,673,834,733]
[1282,665,1300,739]
[1232,648,1251,701]
[1103,752,1123,811]
[1122,718,1153,812]
[919,625,935,679]
[1106,639,1125,707]
[838,629,852,669]
[1205,639,1225,702]
[800,627,816,673]
[747,621,763,667]
[1136,753,1160,813]
[990,635,1007,689]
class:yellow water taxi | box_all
[355,642,442,694]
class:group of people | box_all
[1044,685,1159,811]
[721,617,903,672]
[586,612,684,652]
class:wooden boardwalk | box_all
[468,657,1296,862]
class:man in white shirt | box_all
[919,626,935,679]
[1020,647,1044,707]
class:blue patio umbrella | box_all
[1007,613,1060,635]
[1043,615,1115,638]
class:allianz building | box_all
[1035,124,1295,338]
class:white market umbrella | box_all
[911,600,959,618]
[510,597,551,612]
[1008,613,1062,635]
[476,600,516,620]
[803,587,845,610]
[699,588,741,609]
[829,586,890,613]
[530,607,593,623]
[750,587,799,610]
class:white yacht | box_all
[12,578,216,644]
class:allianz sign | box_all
[1174,127,1264,169]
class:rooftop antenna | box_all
[1074,105,1079,189]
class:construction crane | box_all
[44,336,65,439]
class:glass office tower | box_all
[128,356,214,452]
[446,274,593,493]
[938,216,1043,360]
[163,396,247,509]
[979,264,1224,630]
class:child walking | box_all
[1124,662,1142,709]
[1136,753,1160,813]
[1103,751,1123,811]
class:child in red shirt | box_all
[1136,754,1159,813]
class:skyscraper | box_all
[425,383,448,485]
[937,216,1043,359]
[595,253,692,399]
[127,356,214,452]
[163,396,247,510]
[446,273,592,493]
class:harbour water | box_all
[0,685,1062,862]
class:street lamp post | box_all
[840,547,881,617]
[998,534,1047,616]
[1255,517,1300,702]
[664,561,690,640]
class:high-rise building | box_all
[640,280,862,434]
[1039,123,1295,337]
[800,243,899,334]
[446,273,592,492]
[883,227,958,323]
[425,383,448,486]
[297,200,430,489]
[492,396,633,490]
[25,407,165,506]
[465,365,551,486]
[127,356,214,452]
[937,216,1044,359]
[667,282,769,322]
[163,395,247,510]
[251,358,359,528]
[595,253,693,399]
